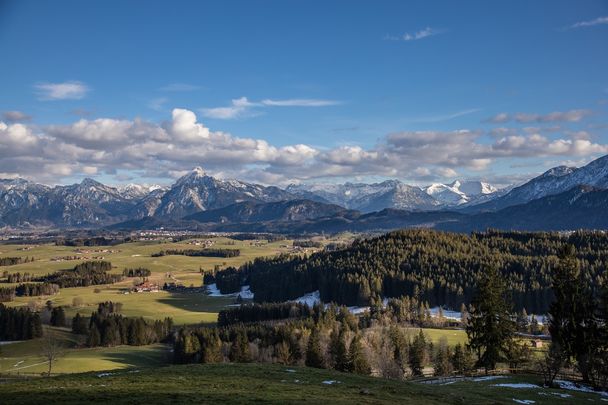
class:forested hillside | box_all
[215,229,608,313]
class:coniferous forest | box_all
[212,229,608,313]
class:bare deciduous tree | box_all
[40,332,64,377]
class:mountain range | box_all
[2,154,608,232]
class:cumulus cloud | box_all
[34,81,89,100]
[2,111,32,122]
[0,108,606,185]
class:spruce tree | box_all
[305,328,324,368]
[466,266,515,372]
[329,328,348,371]
[87,324,101,347]
[409,329,427,376]
[347,335,370,375]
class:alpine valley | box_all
[2,154,608,233]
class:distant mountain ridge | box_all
[1,154,608,230]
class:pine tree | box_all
[516,309,529,333]
[433,337,452,376]
[50,307,66,327]
[72,313,88,335]
[329,328,348,371]
[305,328,324,368]
[229,330,251,363]
[347,335,370,375]
[466,266,515,372]
[87,324,101,347]
[202,333,223,363]
[548,245,598,382]
[409,329,427,376]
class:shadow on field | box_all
[157,291,234,314]
[96,346,171,368]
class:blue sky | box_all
[0,0,607,186]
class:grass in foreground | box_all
[0,327,170,375]
[1,363,605,404]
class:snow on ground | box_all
[472,376,506,382]
[293,290,321,306]
[238,285,254,299]
[494,383,540,389]
[429,307,462,321]
[512,400,535,404]
[0,341,22,346]
[322,380,340,385]
[205,283,254,299]
[555,380,608,397]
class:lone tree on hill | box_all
[41,331,65,377]
[466,266,515,372]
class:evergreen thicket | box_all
[35,261,122,288]
[215,229,608,312]
[152,248,240,258]
[0,304,43,340]
[83,302,172,347]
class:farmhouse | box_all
[132,281,160,293]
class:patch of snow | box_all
[293,290,321,307]
[472,376,506,382]
[512,400,535,404]
[0,341,22,346]
[555,380,608,397]
[322,380,340,385]
[347,305,370,314]
[238,285,254,300]
[429,307,462,321]
[97,372,114,378]
[285,369,296,373]
[495,383,540,389]
[205,283,254,299]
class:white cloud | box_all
[385,27,443,42]
[485,109,592,124]
[1,108,607,185]
[201,96,339,119]
[200,97,257,119]
[569,16,608,29]
[34,81,89,100]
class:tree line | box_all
[122,267,151,277]
[34,261,122,288]
[1,271,34,283]
[15,282,60,297]
[71,301,173,347]
[0,304,43,340]
[152,248,241,258]
[0,257,34,266]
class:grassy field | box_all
[1,237,298,324]
[0,326,169,375]
[0,363,605,404]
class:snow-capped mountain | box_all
[153,167,294,219]
[289,179,500,211]
[117,183,165,200]
[1,154,607,228]
[471,154,608,212]
[424,180,498,206]
[286,180,440,212]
